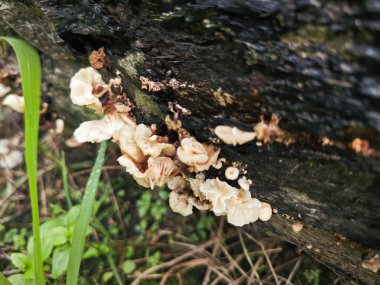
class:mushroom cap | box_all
[114,124,145,163]
[292,221,304,233]
[227,195,261,227]
[168,176,186,191]
[69,67,104,113]
[258,202,272,222]
[74,113,125,143]
[238,176,252,191]
[177,137,209,165]
[3,94,25,113]
[214,126,256,146]
[145,157,179,189]
[134,124,176,157]
[225,166,239,180]
[200,178,239,216]
[169,191,193,216]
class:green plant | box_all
[7,206,93,284]
[304,268,320,285]
[66,141,107,285]
[1,37,44,285]
[136,190,167,234]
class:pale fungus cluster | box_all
[214,114,284,146]
[70,66,276,227]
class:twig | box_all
[160,258,208,285]
[285,258,302,285]
[131,239,217,285]
[202,217,225,285]
[243,231,280,285]
[239,230,262,285]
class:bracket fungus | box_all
[70,67,107,114]
[69,65,274,228]
[177,137,220,172]
[214,126,256,146]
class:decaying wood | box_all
[1,0,379,283]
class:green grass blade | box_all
[1,37,45,285]
[66,142,107,285]
[60,151,72,208]
[0,272,12,285]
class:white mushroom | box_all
[74,112,126,143]
[238,176,252,191]
[113,124,145,163]
[214,126,256,146]
[199,178,238,215]
[169,191,193,216]
[225,166,239,180]
[144,157,179,189]
[177,137,220,172]
[226,190,262,227]
[168,176,187,191]
[258,202,272,222]
[70,67,106,114]
[292,222,304,233]
[117,154,148,188]
[0,135,23,169]
[3,94,24,113]
[134,124,176,157]
[0,83,11,97]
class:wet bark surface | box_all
[1,0,380,283]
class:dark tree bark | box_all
[1,0,379,284]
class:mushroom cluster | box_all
[70,66,273,227]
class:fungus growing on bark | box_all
[350,138,373,156]
[169,190,193,216]
[113,124,145,163]
[258,202,272,221]
[292,221,304,233]
[3,94,24,113]
[226,189,261,227]
[134,124,175,157]
[199,178,238,216]
[89,47,109,69]
[74,112,126,143]
[225,166,239,180]
[238,176,252,191]
[69,66,274,228]
[177,137,220,172]
[165,115,182,131]
[144,157,179,189]
[254,114,284,143]
[168,176,187,192]
[140,76,164,92]
[214,126,256,146]
[70,67,106,114]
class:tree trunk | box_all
[1,0,379,283]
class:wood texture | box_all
[1,0,379,283]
